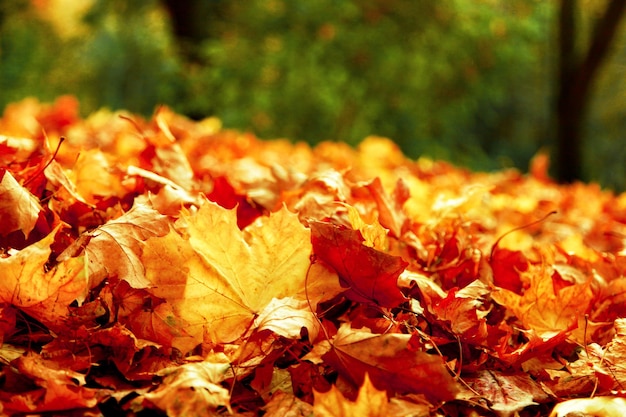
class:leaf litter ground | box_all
[1,96,626,416]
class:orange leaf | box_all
[0,225,88,330]
[491,254,593,342]
[69,148,127,203]
[364,176,409,238]
[0,352,100,414]
[343,203,389,250]
[44,159,92,206]
[429,280,490,343]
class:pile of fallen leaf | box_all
[1,96,625,416]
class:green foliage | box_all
[185,0,553,173]
[74,0,184,115]
[0,0,624,190]
[0,1,65,104]
[0,0,183,116]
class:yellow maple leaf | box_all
[491,252,593,342]
[141,201,340,351]
[314,373,388,417]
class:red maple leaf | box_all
[310,220,408,308]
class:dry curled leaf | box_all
[141,360,232,416]
[59,202,172,289]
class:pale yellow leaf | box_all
[549,397,626,417]
[143,361,232,416]
[0,169,42,237]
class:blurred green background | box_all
[1,0,624,190]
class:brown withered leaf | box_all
[566,318,626,393]
[40,322,162,379]
[289,169,352,220]
[594,318,626,388]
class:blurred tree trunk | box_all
[161,0,229,63]
[555,0,625,183]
